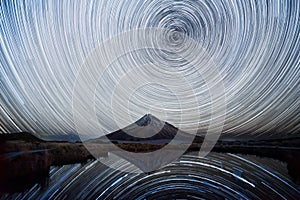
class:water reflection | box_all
[1,152,299,199]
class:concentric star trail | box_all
[0,0,299,140]
[2,153,299,199]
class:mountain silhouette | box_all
[92,114,203,145]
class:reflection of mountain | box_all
[91,114,203,144]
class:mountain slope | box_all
[92,114,203,144]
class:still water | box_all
[2,152,300,199]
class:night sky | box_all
[0,0,299,140]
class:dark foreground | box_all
[0,132,299,194]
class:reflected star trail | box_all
[2,153,299,199]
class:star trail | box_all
[1,0,299,139]
[0,0,300,198]
[2,153,300,199]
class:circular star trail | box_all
[2,153,300,199]
[0,0,299,139]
